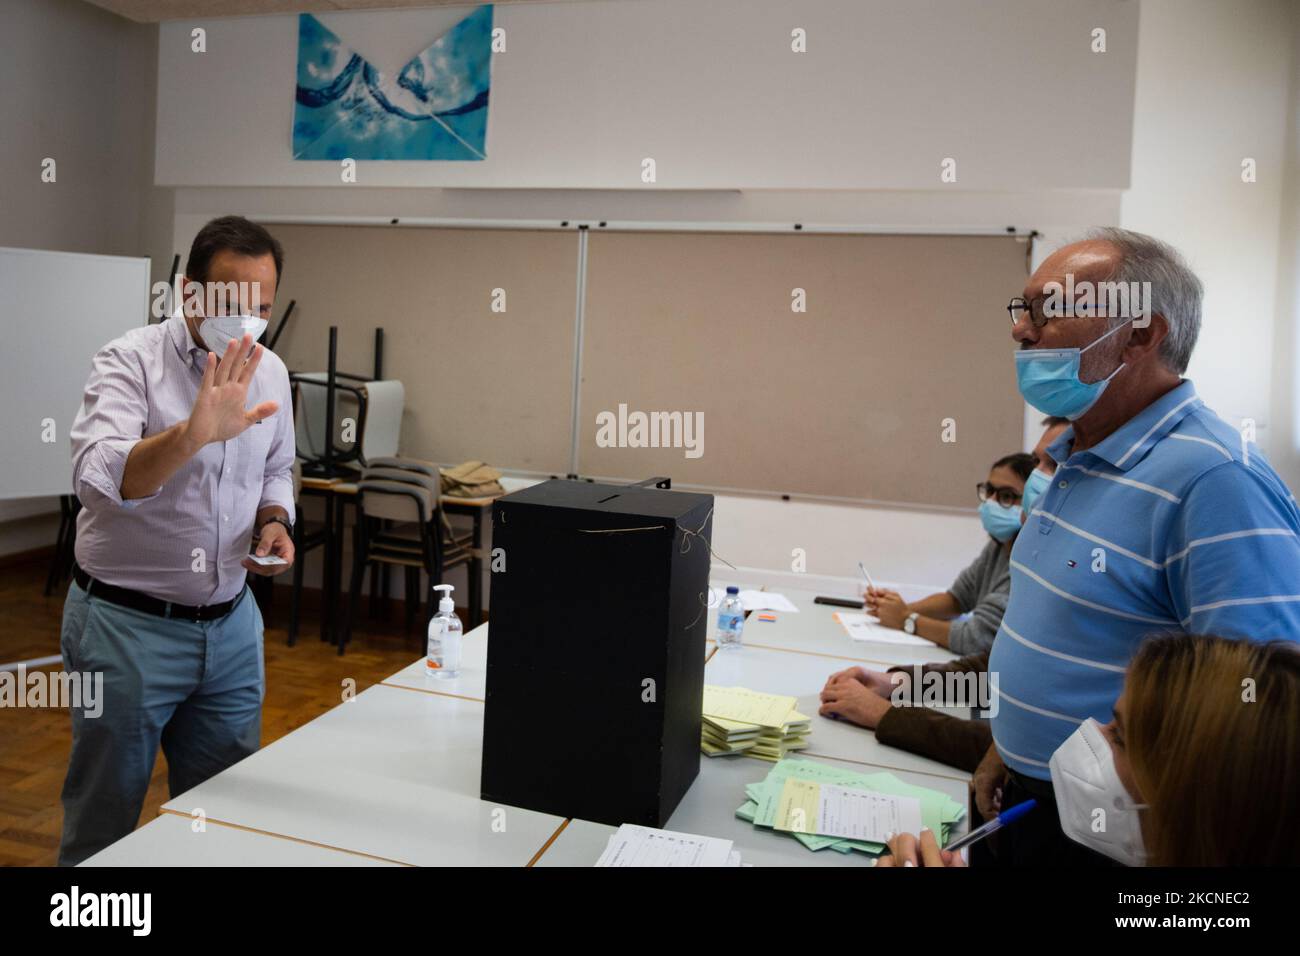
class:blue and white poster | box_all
[293,6,493,161]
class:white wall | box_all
[1268,4,1300,494]
[0,0,173,555]
[151,0,1140,592]
[1121,0,1297,456]
[156,0,1138,191]
[9,0,1296,597]
[294,482,985,611]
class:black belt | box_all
[1006,768,1058,801]
[73,564,239,622]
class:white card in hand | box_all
[246,554,288,566]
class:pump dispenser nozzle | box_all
[433,583,455,614]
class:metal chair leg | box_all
[320,492,334,643]
[369,551,381,620]
[404,566,419,632]
[288,507,304,646]
[340,517,368,657]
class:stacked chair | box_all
[337,457,475,655]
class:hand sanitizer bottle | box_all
[426,584,463,679]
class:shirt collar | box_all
[1050,380,1203,473]
[167,313,207,368]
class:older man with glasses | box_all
[972,227,1300,867]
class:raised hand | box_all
[186,333,278,449]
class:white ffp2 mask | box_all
[197,314,268,355]
[1049,718,1149,866]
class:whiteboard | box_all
[0,247,151,500]
[578,231,1028,508]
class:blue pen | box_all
[942,799,1036,853]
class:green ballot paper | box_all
[733,757,966,856]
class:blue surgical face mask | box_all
[1021,467,1052,518]
[1014,320,1132,420]
[979,498,1022,542]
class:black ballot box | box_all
[480,477,714,828]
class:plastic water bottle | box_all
[426,584,463,679]
[716,586,745,650]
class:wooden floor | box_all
[0,558,434,867]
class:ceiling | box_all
[82,0,563,23]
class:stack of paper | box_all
[595,824,742,867]
[748,712,812,761]
[701,714,762,756]
[701,712,811,759]
[734,757,966,855]
[700,686,812,760]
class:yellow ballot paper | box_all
[702,685,797,729]
[773,777,923,843]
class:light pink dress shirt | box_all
[70,315,295,605]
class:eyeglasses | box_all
[1007,295,1109,329]
[977,482,1022,508]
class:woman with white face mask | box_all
[879,633,1300,866]
[1053,633,1300,867]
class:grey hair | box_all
[1084,226,1203,374]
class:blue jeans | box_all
[58,580,265,866]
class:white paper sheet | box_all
[816,784,923,842]
[738,590,800,613]
[595,824,736,868]
[834,611,933,646]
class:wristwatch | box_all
[256,515,294,537]
[903,612,920,635]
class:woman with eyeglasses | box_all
[821,424,1069,771]
[862,452,1037,654]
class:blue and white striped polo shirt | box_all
[988,380,1300,779]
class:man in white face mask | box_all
[59,215,296,865]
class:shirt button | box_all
[223,515,229,522]
[1058,480,1068,489]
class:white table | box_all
[535,753,969,868]
[383,620,715,699]
[704,644,971,782]
[382,621,490,699]
[91,576,977,867]
[80,811,400,866]
[161,683,566,866]
[733,585,961,666]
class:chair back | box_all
[357,460,443,526]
